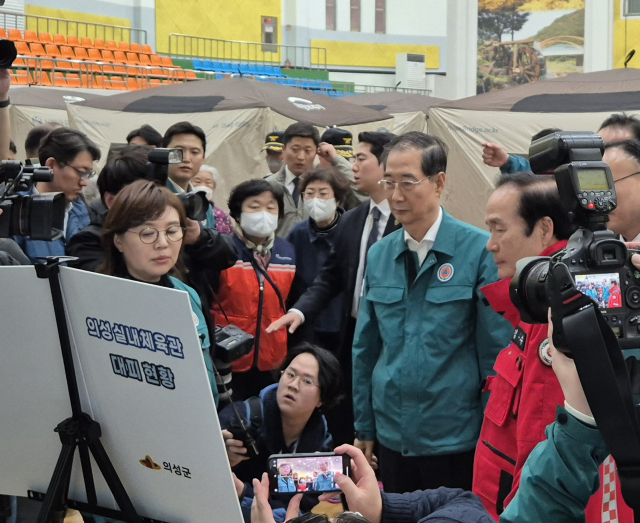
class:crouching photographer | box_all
[219,344,343,519]
[98,179,219,405]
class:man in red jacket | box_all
[474,171,635,523]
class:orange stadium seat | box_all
[66,73,82,88]
[80,37,94,48]
[15,41,31,55]
[150,54,163,66]
[127,77,139,90]
[45,44,61,58]
[0,29,7,39]
[118,41,131,52]
[148,78,162,87]
[60,46,75,59]
[106,40,118,51]
[8,29,23,41]
[29,43,47,57]
[13,58,26,67]
[74,47,89,61]
[130,43,142,54]
[11,70,31,85]
[113,50,128,63]
[107,76,127,90]
[101,50,116,63]
[141,44,153,55]
[33,71,52,86]
[66,36,80,47]
[23,30,38,43]
[52,72,68,87]
[126,52,140,65]
[150,68,168,78]
[53,34,66,45]
[39,58,54,70]
[39,33,53,45]
[161,56,177,68]
[87,48,102,61]
[94,39,106,50]
[139,54,151,66]
[186,71,197,80]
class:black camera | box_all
[0,161,66,240]
[510,131,640,352]
[145,148,209,223]
[214,324,254,364]
[0,39,17,69]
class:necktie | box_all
[292,177,301,206]
[363,207,382,274]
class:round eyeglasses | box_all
[126,226,185,244]
[280,369,319,390]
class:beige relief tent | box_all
[347,91,447,134]
[427,68,640,230]
[67,78,393,210]
[10,87,108,160]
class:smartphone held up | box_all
[268,453,350,495]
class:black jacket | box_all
[292,200,400,351]
[66,199,107,272]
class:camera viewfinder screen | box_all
[273,455,345,493]
[577,168,609,191]
[575,273,622,309]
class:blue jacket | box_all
[286,214,344,334]
[15,191,90,264]
[500,155,531,174]
[277,476,296,493]
[353,208,512,456]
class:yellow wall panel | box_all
[310,40,440,69]
[613,0,640,69]
[156,0,281,55]
[24,5,131,40]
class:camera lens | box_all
[510,257,551,324]
[626,286,640,310]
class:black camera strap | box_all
[250,258,287,314]
[549,263,640,511]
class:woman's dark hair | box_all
[299,167,350,206]
[162,121,207,151]
[126,125,163,147]
[99,180,187,278]
[38,127,101,166]
[97,145,154,205]
[357,131,396,163]
[382,131,447,177]
[283,122,320,147]
[281,343,343,411]
[228,179,285,221]
[494,171,577,241]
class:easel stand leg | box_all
[34,259,143,523]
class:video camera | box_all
[214,324,254,364]
[510,131,640,352]
[145,148,209,223]
[0,161,65,240]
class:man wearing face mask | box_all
[213,179,303,401]
[286,167,351,349]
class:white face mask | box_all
[304,198,337,223]
[267,155,283,174]
[240,211,278,237]
[194,186,215,203]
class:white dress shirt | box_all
[404,207,443,266]
[284,166,298,197]
[352,199,391,317]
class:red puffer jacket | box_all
[473,240,634,523]
[212,235,296,373]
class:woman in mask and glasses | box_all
[213,179,301,403]
[99,179,219,406]
[285,167,350,350]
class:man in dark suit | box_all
[267,131,398,445]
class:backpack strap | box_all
[245,396,264,431]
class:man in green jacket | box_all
[352,131,513,493]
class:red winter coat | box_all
[212,235,296,372]
[473,240,634,523]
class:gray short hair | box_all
[198,164,221,188]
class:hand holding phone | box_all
[268,452,350,495]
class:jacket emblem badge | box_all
[437,263,454,282]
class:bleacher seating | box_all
[7,29,199,90]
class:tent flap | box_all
[124,96,225,113]
[512,91,640,113]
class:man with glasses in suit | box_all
[267,131,399,446]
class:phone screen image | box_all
[272,455,346,493]
[575,273,622,310]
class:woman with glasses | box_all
[14,127,101,264]
[285,167,350,350]
[99,179,218,405]
[219,344,342,514]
